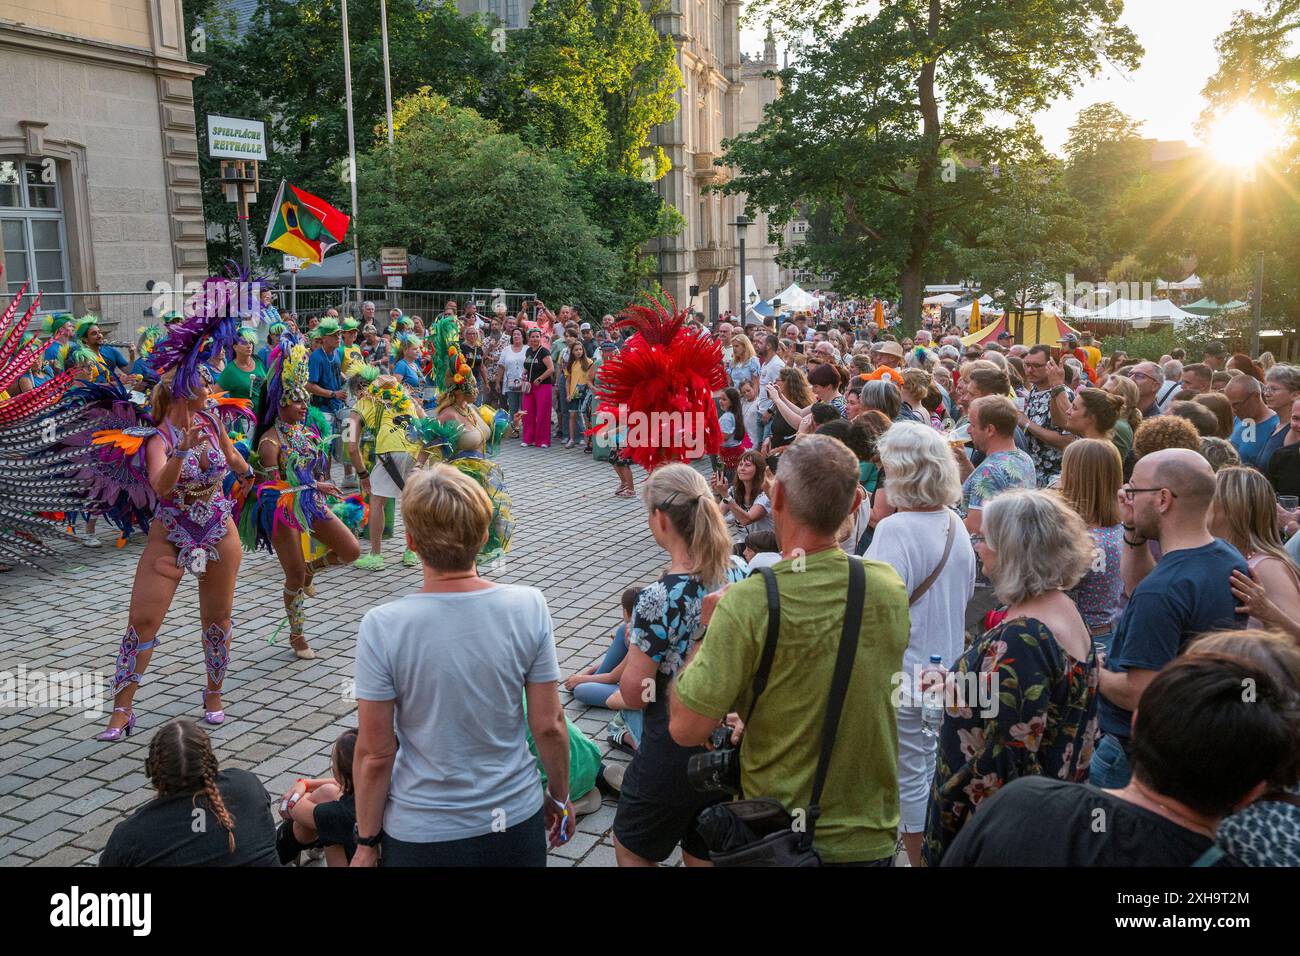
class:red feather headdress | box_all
[593,293,726,471]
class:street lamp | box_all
[733,214,750,316]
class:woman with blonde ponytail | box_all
[612,463,745,867]
[100,719,279,866]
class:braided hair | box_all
[145,719,237,854]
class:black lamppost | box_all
[734,214,750,316]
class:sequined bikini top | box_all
[160,412,226,496]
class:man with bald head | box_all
[1093,448,1248,789]
[1226,374,1278,468]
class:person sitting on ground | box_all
[275,728,359,866]
[100,719,279,866]
[565,587,644,754]
[525,695,624,817]
[942,652,1299,866]
[923,489,1098,866]
[710,450,773,547]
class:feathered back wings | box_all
[594,293,726,471]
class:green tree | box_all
[1061,102,1151,280]
[187,0,504,272]
[722,1,1142,322]
[356,91,622,313]
[957,161,1086,314]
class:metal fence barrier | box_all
[6,286,536,347]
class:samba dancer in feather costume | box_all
[244,342,360,659]
[92,276,256,741]
[591,293,726,472]
[406,315,514,567]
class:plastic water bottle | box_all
[921,654,944,739]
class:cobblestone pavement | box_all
[0,439,674,867]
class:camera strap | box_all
[803,557,865,848]
[749,559,866,851]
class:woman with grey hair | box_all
[860,378,902,421]
[866,422,975,866]
[1259,364,1300,469]
[923,488,1099,866]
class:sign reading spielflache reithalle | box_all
[206,115,268,161]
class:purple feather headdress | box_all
[148,269,258,399]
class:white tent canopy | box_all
[1079,297,1200,327]
[924,292,961,306]
[1157,273,1203,291]
[772,282,822,312]
[744,275,760,302]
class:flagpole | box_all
[341,0,363,305]
[380,0,395,146]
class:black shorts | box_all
[613,703,723,862]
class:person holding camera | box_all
[611,464,746,867]
[669,436,911,865]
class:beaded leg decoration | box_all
[200,621,231,725]
[95,627,159,742]
[284,587,315,660]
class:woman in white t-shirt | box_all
[499,329,528,435]
[710,451,774,546]
[352,465,574,866]
[865,421,975,867]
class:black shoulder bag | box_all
[697,558,866,866]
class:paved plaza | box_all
[0,442,670,867]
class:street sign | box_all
[207,115,268,161]
[380,246,408,276]
[387,275,403,289]
[283,255,306,272]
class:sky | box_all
[740,0,1271,154]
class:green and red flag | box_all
[262,180,350,266]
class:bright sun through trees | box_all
[1208,102,1284,169]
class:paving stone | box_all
[0,443,664,866]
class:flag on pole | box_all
[262,180,350,266]
[969,298,981,332]
[873,300,885,329]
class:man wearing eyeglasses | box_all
[1093,449,1248,789]
[1016,345,1075,487]
[1226,375,1278,469]
[1128,361,1165,419]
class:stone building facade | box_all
[0,0,207,334]
[737,32,793,304]
[646,0,743,316]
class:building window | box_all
[0,157,70,313]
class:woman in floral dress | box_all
[923,489,1101,865]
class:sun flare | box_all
[1208,103,1283,169]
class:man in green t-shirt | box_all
[671,435,910,865]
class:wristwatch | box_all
[1049,385,1067,399]
[353,824,383,847]
[356,469,370,480]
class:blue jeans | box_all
[572,623,642,745]
[1089,733,1132,788]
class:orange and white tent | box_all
[960,311,1084,349]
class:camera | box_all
[686,724,741,794]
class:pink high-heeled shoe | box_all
[95,706,135,742]
[201,688,225,725]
